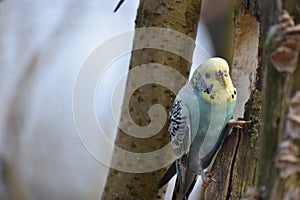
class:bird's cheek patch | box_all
[204,84,213,94]
[227,89,237,102]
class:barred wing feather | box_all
[169,100,191,159]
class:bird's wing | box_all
[157,86,199,190]
[168,99,191,159]
[168,97,194,199]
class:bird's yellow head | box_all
[191,57,237,104]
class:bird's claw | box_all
[200,172,216,187]
[228,118,251,129]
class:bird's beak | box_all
[221,71,228,88]
[222,76,227,88]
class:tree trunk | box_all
[204,0,261,199]
[204,0,300,199]
[102,0,202,199]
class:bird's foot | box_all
[200,171,216,187]
[228,118,251,129]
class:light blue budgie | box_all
[157,57,237,200]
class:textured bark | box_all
[205,0,300,199]
[102,1,202,199]
[204,1,261,199]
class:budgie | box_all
[157,57,237,200]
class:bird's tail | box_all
[172,169,197,200]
